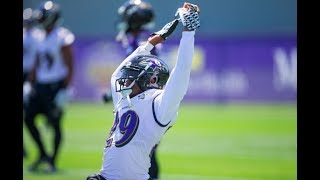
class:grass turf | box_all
[23,102,296,180]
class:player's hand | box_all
[102,89,112,103]
[54,88,72,108]
[23,81,33,105]
[150,19,179,41]
[175,2,200,31]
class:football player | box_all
[103,0,161,179]
[115,0,158,56]
[87,2,200,180]
[23,7,45,158]
[23,8,45,86]
[23,1,75,173]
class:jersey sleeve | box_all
[110,42,154,107]
[153,31,195,126]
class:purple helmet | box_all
[116,54,170,92]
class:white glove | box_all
[54,88,73,108]
[175,4,200,31]
[23,81,32,104]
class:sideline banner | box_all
[72,36,296,103]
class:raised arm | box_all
[111,18,179,80]
[110,19,180,106]
[154,3,200,126]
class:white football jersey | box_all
[36,26,75,83]
[100,31,195,180]
[23,27,45,73]
[101,89,174,180]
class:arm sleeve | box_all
[110,42,154,107]
[154,31,195,125]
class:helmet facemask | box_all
[115,63,151,109]
[115,67,141,98]
[115,62,152,94]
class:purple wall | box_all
[71,36,296,103]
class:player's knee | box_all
[47,107,63,124]
[51,107,63,118]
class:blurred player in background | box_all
[115,0,158,56]
[102,0,159,102]
[87,2,200,180]
[102,0,161,179]
[23,7,45,158]
[23,0,75,173]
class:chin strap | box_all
[121,88,133,110]
[120,80,135,110]
[126,94,133,110]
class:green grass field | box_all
[23,102,297,180]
